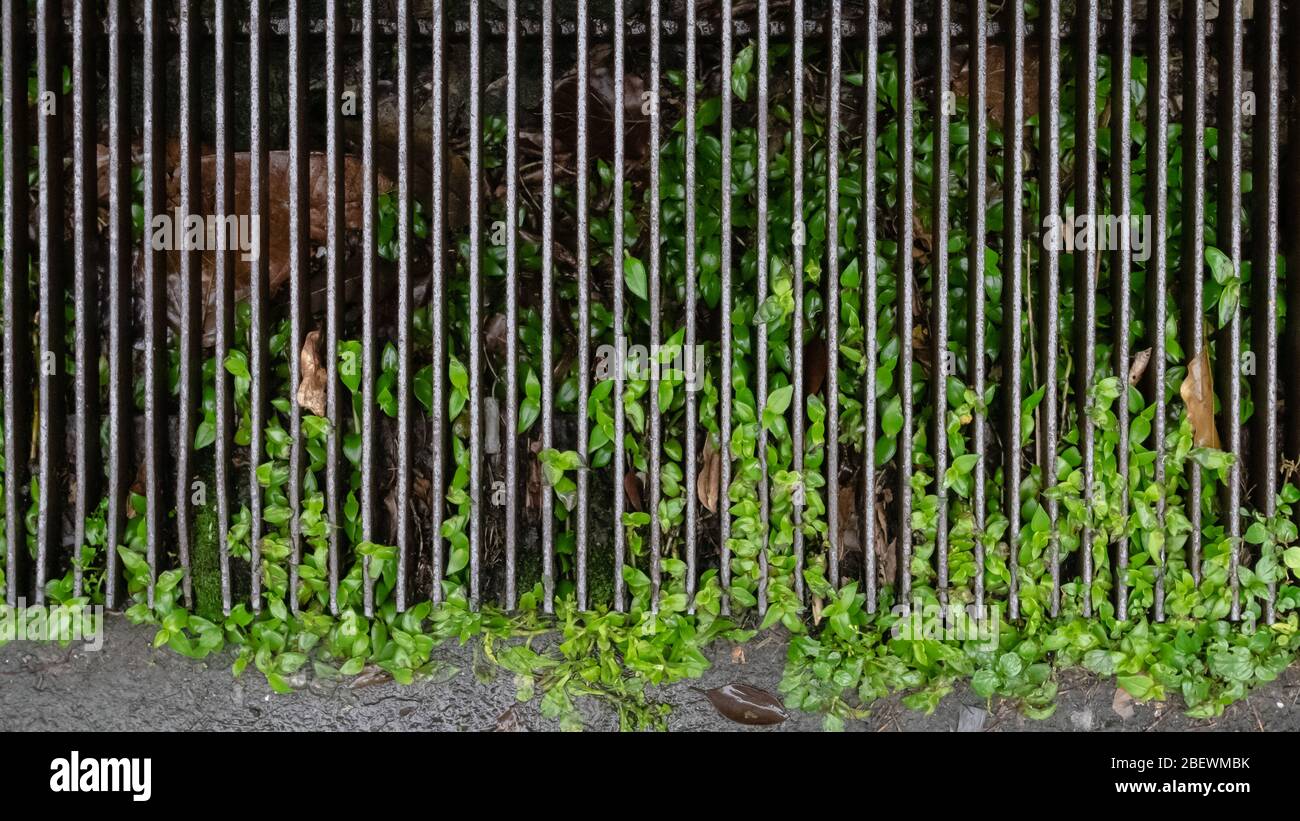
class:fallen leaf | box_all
[296,329,328,417]
[695,683,788,726]
[349,665,394,690]
[1112,687,1136,720]
[803,337,827,399]
[1129,347,1152,386]
[624,470,644,512]
[729,646,746,665]
[1180,344,1221,449]
[697,438,722,513]
[812,595,824,626]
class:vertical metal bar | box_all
[141,0,166,607]
[503,0,519,610]
[1251,0,1282,625]
[70,0,99,600]
[1180,0,1207,583]
[1145,0,1171,624]
[717,0,733,614]
[647,0,663,609]
[248,0,270,611]
[466,0,484,609]
[284,0,304,610]
[175,0,200,609]
[286,0,308,613]
[540,0,556,612]
[789,0,806,603]
[859,0,878,613]
[931,0,951,604]
[683,0,699,613]
[393,0,413,611]
[1073,0,1099,617]
[34,0,66,606]
[1111,0,1133,622]
[755,0,770,614]
[611,0,627,612]
[1001,0,1025,621]
[323,0,343,613]
[1039,0,1063,616]
[575,0,591,610]
[896,0,915,604]
[823,0,842,591]
[215,0,235,615]
[967,0,988,607]
[1,0,30,606]
[104,0,130,610]
[429,0,447,605]
[1219,0,1245,621]
[359,0,377,615]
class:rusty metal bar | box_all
[1074,0,1100,618]
[611,0,628,612]
[213,0,235,615]
[34,0,66,606]
[71,0,99,600]
[393,0,414,611]
[789,0,806,604]
[575,0,592,610]
[248,0,270,611]
[503,0,519,610]
[540,0,556,612]
[1039,0,1063,617]
[968,0,989,607]
[466,0,484,609]
[931,0,951,604]
[174,0,199,609]
[429,0,449,606]
[647,0,663,610]
[1002,0,1026,621]
[286,0,308,612]
[104,0,131,610]
[324,0,344,613]
[683,0,698,613]
[755,0,771,615]
[824,0,842,592]
[718,0,734,613]
[360,0,378,615]
[141,0,166,607]
[2,0,31,607]
[860,0,879,613]
[896,0,915,604]
[1111,0,1133,621]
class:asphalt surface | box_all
[2,615,1299,731]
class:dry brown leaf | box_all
[1180,344,1221,449]
[1112,687,1136,720]
[812,595,824,626]
[296,329,328,417]
[1129,347,1152,386]
[624,470,644,512]
[697,438,722,513]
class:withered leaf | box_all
[1180,344,1221,450]
[624,470,644,513]
[696,683,788,726]
[1129,347,1152,386]
[697,438,722,514]
[803,337,827,399]
[297,329,328,417]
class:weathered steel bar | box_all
[174,0,199,609]
[324,0,344,613]
[214,0,235,615]
[34,0,66,605]
[860,0,879,613]
[285,0,308,613]
[683,0,698,613]
[647,0,663,610]
[1040,0,1063,616]
[540,0,556,612]
[393,0,414,611]
[968,0,989,607]
[575,0,592,610]
[467,0,484,609]
[931,0,951,603]
[789,0,806,603]
[71,0,100,600]
[755,0,771,614]
[718,0,734,613]
[1002,0,1026,621]
[248,0,270,611]
[429,0,449,605]
[611,0,628,612]
[896,0,916,604]
[141,0,166,607]
[824,0,842,592]
[503,0,520,609]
